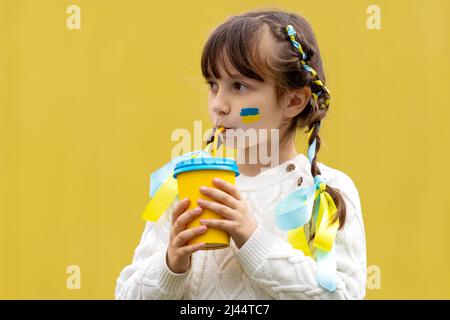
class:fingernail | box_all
[213,178,221,183]
[200,219,207,224]
[200,226,207,232]
[200,186,208,192]
[194,207,202,213]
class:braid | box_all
[307,121,321,177]
[286,25,330,111]
[307,121,347,232]
[285,24,347,232]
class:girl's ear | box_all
[282,86,311,118]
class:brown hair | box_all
[201,9,346,230]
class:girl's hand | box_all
[167,198,208,274]
[197,178,257,249]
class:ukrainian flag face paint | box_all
[240,107,260,124]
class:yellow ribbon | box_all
[141,174,178,222]
[142,127,226,222]
[287,182,338,256]
[313,182,339,252]
[285,124,339,255]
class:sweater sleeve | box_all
[234,171,367,300]
[115,198,191,300]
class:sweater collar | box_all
[236,152,312,192]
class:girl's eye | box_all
[206,81,218,93]
[205,80,248,93]
[233,82,248,92]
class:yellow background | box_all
[1,0,449,299]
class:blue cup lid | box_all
[173,156,240,178]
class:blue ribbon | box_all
[274,124,338,292]
[149,150,209,198]
[316,244,337,292]
[311,188,337,292]
[275,175,326,230]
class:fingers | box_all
[212,178,242,201]
[179,242,206,255]
[174,225,208,247]
[172,206,203,236]
[170,204,208,258]
[199,185,239,209]
[172,197,190,225]
[200,218,234,233]
[197,198,233,219]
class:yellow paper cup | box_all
[173,156,240,250]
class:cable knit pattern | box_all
[115,153,367,300]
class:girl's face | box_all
[206,57,288,150]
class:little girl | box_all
[116,9,366,300]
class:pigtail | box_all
[284,22,348,234]
[307,120,347,232]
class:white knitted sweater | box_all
[115,153,367,299]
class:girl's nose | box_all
[212,95,231,116]
[213,104,230,116]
